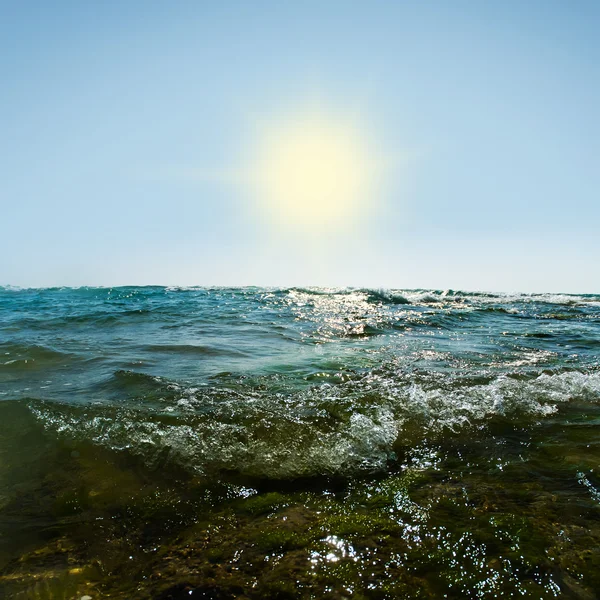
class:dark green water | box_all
[1,286,599,599]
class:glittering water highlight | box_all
[0,286,599,598]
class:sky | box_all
[1,0,599,292]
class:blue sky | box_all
[2,1,598,292]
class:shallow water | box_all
[1,286,599,598]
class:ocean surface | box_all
[1,286,599,599]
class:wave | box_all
[23,368,600,481]
[287,286,351,296]
[0,342,76,371]
[88,369,183,403]
[142,344,249,357]
[3,286,598,313]
[445,291,600,306]
[282,287,600,309]
[362,289,412,305]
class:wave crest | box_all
[26,368,600,480]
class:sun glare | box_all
[247,111,383,234]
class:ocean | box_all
[0,286,599,599]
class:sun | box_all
[247,111,383,234]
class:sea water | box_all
[0,286,599,598]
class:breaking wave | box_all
[24,367,600,480]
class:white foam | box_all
[28,369,600,479]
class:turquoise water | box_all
[1,286,599,598]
